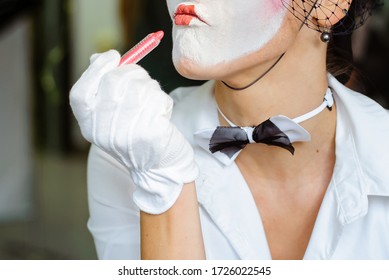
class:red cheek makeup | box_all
[119,30,164,65]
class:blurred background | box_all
[0,0,388,259]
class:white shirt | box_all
[87,75,389,259]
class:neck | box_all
[215,27,328,128]
[216,75,329,130]
[214,28,336,181]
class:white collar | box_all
[172,76,389,208]
[170,76,389,198]
[195,88,334,165]
[170,75,389,259]
[217,88,334,126]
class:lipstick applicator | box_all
[119,31,165,65]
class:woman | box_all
[70,0,389,260]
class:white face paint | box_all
[166,0,288,69]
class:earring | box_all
[320,29,331,43]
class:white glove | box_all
[70,50,199,214]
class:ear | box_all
[314,0,353,29]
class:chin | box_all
[173,51,270,82]
[173,54,253,81]
[173,57,217,80]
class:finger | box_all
[70,50,121,110]
[97,64,153,103]
[115,64,173,116]
[142,82,174,119]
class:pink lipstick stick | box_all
[119,31,165,65]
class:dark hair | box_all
[327,0,381,84]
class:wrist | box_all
[131,163,198,214]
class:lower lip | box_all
[174,14,197,26]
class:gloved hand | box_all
[70,50,199,214]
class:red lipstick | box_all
[119,31,164,65]
[174,4,205,26]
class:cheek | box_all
[259,0,286,19]
[271,0,286,11]
[171,0,289,77]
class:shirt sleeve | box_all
[87,144,140,259]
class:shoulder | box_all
[329,75,388,118]
[87,145,139,219]
[329,75,389,197]
[329,74,389,133]
[169,81,217,145]
[169,80,215,114]
[87,145,141,259]
[88,144,131,186]
[87,144,138,212]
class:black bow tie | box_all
[194,88,333,165]
[209,119,295,158]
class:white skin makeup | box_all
[166,0,288,79]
